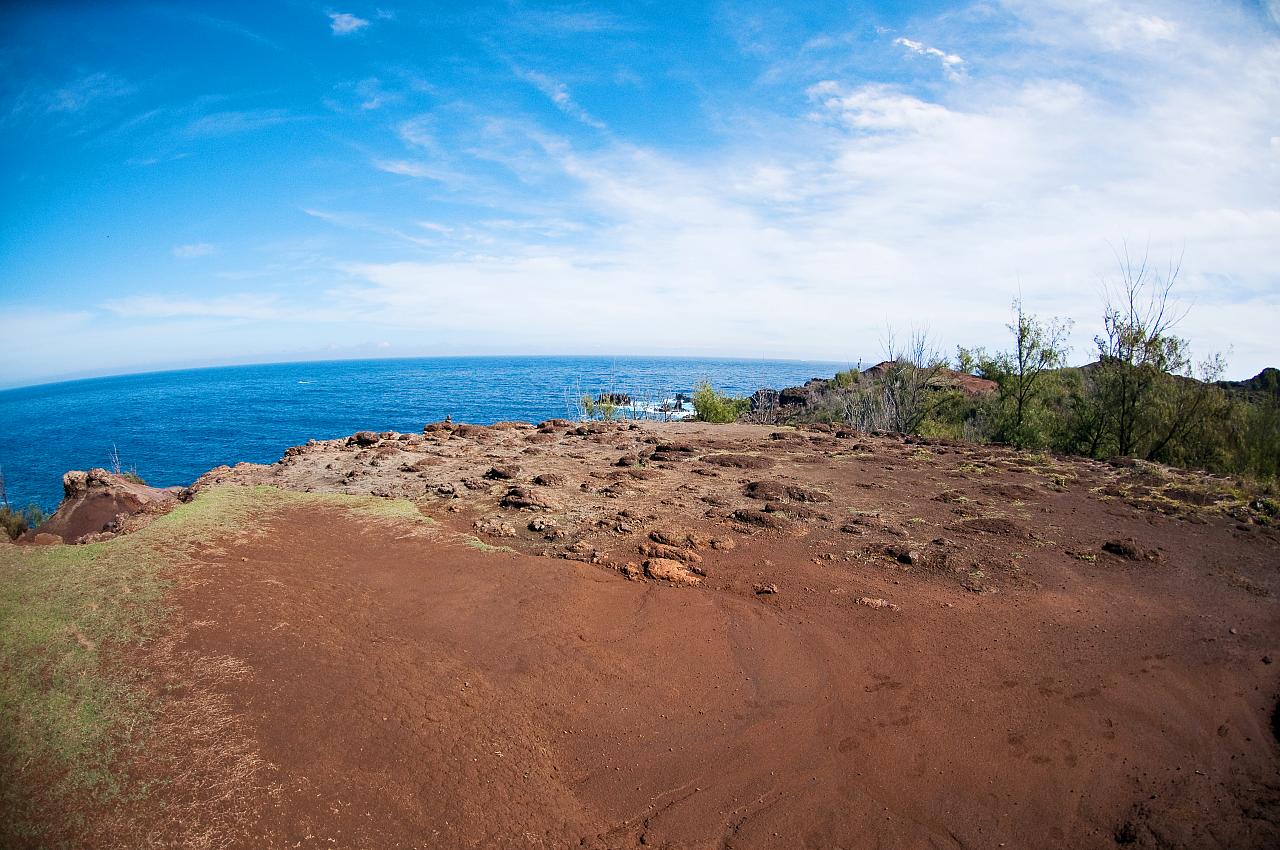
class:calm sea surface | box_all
[0,356,847,511]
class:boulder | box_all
[37,469,178,544]
[349,431,380,447]
[643,558,701,586]
[501,487,560,511]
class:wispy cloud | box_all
[181,108,294,138]
[6,71,134,122]
[514,68,606,129]
[371,158,449,180]
[894,37,966,81]
[355,77,396,110]
[103,294,288,321]
[512,9,630,33]
[329,12,370,35]
[172,243,217,258]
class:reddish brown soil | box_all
[101,424,1280,846]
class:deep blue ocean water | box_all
[0,356,847,512]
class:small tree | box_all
[960,300,1071,447]
[874,328,946,434]
[692,382,750,423]
[1087,245,1190,457]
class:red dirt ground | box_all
[124,421,1280,849]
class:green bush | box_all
[1,504,47,540]
[692,381,751,423]
[831,368,860,389]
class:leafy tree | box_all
[1088,247,1191,457]
[958,300,1071,447]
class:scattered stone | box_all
[786,486,832,503]
[528,517,558,533]
[955,516,1026,537]
[960,574,995,593]
[532,473,565,486]
[501,487,560,511]
[733,509,792,531]
[885,545,922,565]
[484,464,521,480]
[473,518,517,538]
[1102,538,1160,562]
[639,542,702,564]
[644,558,702,586]
[649,529,688,547]
[754,583,779,595]
[349,431,381,447]
[709,537,736,551]
[855,596,899,611]
[655,442,696,454]
[703,453,775,470]
[619,562,642,580]
[744,481,788,501]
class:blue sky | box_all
[2,0,1279,387]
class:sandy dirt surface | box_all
[38,421,1280,847]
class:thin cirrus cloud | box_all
[514,68,608,130]
[180,108,295,138]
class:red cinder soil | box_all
[57,422,1280,846]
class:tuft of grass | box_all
[463,535,515,554]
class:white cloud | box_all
[515,68,607,130]
[329,12,369,35]
[172,243,216,258]
[371,158,449,180]
[103,294,288,320]
[10,0,1278,384]
[47,72,133,112]
[182,109,293,138]
[894,37,966,80]
[354,77,396,110]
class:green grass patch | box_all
[463,535,516,553]
[0,483,431,844]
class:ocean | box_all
[0,356,847,512]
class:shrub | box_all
[692,382,750,423]
[1,504,47,540]
[831,368,860,389]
